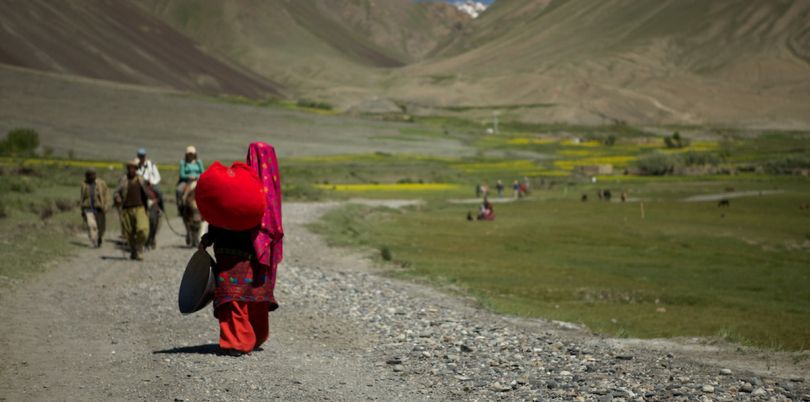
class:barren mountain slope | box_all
[397,0,810,129]
[0,0,282,98]
[136,0,469,101]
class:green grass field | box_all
[313,176,810,350]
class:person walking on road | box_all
[197,142,283,355]
[115,159,150,260]
[136,148,163,211]
[80,168,109,248]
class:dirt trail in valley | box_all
[0,201,808,401]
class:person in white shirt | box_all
[136,148,164,211]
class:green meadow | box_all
[313,176,810,350]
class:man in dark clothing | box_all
[114,159,150,260]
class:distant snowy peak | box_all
[452,1,488,18]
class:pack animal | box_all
[182,180,205,247]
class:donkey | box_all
[181,180,206,247]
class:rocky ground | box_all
[1,201,808,401]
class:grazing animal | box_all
[718,199,730,207]
[602,189,612,201]
[182,181,205,247]
[581,194,588,202]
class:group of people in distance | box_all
[79,146,205,259]
[476,177,530,200]
[469,177,532,221]
[79,142,284,356]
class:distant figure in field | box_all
[80,168,109,248]
[477,197,495,221]
[581,194,588,202]
[136,148,164,211]
[475,183,482,198]
[495,180,504,198]
[177,145,205,216]
[523,176,531,194]
[466,211,474,221]
[718,199,730,207]
[114,159,151,260]
[512,180,520,198]
[603,189,612,201]
[620,192,627,202]
[481,181,489,198]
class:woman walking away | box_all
[176,145,205,216]
[196,142,283,356]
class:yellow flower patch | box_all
[506,137,557,145]
[553,155,637,171]
[561,139,601,147]
[0,157,179,171]
[454,160,537,172]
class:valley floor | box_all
[1,202,808,401]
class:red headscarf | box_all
[247,142,283,268]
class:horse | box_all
[145,184,161,250]
[181,180,205,247]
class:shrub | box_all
[0,128,39,156]
[681,151,720,166]
[635,152,676,175]
[764,156,810,174]
[380,245,393,261]
[663,131,689,149]
[296,99,333,110]
[10,181,33,193]
[55,198,76,212]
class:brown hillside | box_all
[0,0,282,98]
[396,0,810,129]
[135,0,468,101]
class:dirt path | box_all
[1,202,808,401]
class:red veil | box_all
[246,142,284,274]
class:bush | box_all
[663,131,689,149]
[635,152,676,175]
[380,245,393,261]
[10,181,33,193]
[54,198,76,212]
[296,99,333,110]
[681,151,720,166]
[0,128,39,156]
[764,156,810,174]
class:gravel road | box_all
[1,202,808,401]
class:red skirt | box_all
[213,254,278,311]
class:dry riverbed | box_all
[1,202,808,401]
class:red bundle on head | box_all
[196,161,266,231]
